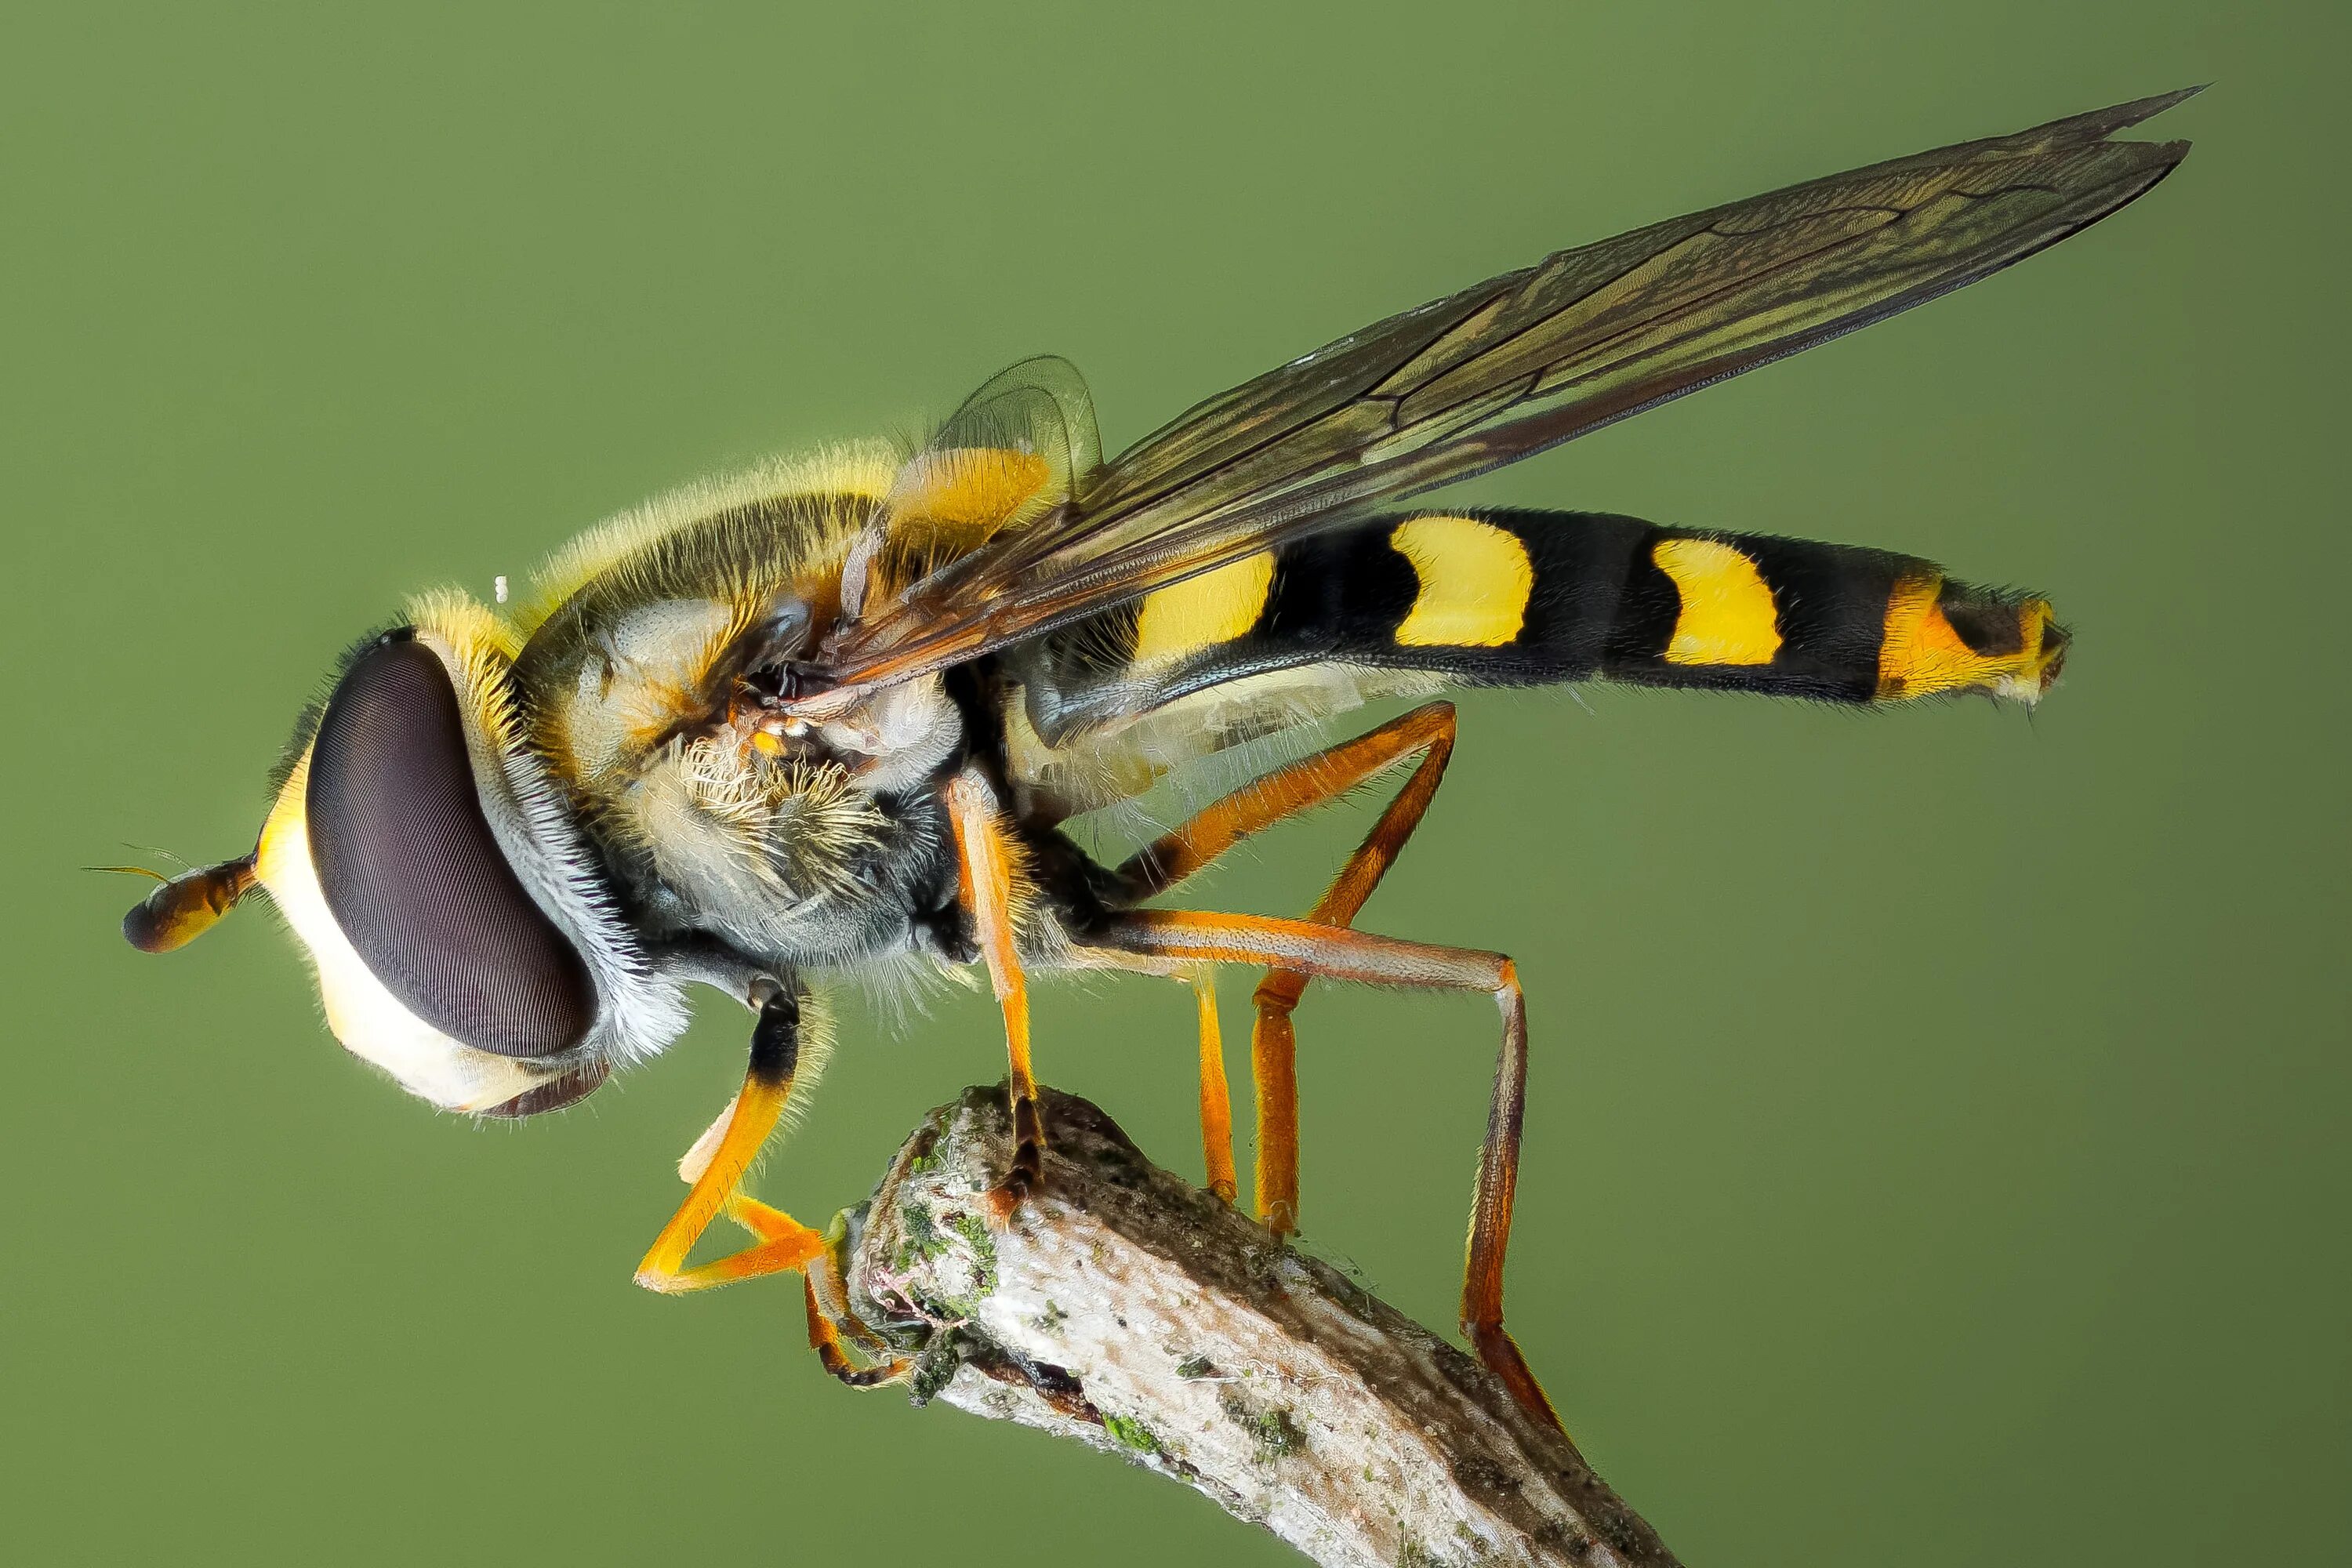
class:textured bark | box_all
[844,1087,1682,1568]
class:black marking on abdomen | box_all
[1737,532,1909,701]
[1260,527,1422,653]
[1018,507,1960,729]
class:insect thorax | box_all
[509,486,970,972]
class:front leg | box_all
[633,982,829,1294]
[945,769,1044,1222]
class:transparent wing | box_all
[816,89,2194,695]
[926,354,1102,507]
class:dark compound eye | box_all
[307,633,597,1058]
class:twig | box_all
[843,1087,1683,1568]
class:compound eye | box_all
[307,633,597,1058]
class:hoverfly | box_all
[122,92,2190,1422]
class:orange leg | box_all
[1066,946,1237,1202]
[634,985,829,1294]
[946,770,1044,1221]
[691,1184,905,1385]
[1090,908,1559,1430]
[803,1242,913,1387]
[806,1277,911,1388]
[1189,967,1237,1202]
[1117,702,1458,1232]
[636,985,908,1382]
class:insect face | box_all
[220,607,687,1115]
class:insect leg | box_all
[1089,909,1558,1430]
[946,770,1045,1221]
[634,983,831,1294]
[1189,965,1237,1202]
[695,1187,906,1385]
[804,1271,912,1388]
[1115,702,1458,1232]
[1063,945,1238,1200]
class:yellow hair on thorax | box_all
[514,442,900,637]
[405,587,528,751]
[868,445,1062,607]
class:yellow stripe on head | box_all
[1389,516,1533,647]
[1652,538,1781,666]
[1131,551,1276,665]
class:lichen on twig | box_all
[840,1087,1681,1568]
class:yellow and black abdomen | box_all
[1018,510,2067,742]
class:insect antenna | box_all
[118,840,201,873]
[88,864,168,883]
[110,853,260,953]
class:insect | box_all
[121,92,2190,1424]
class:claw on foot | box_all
[1466,1321,1566,1435]
[985,1166,1036,1226]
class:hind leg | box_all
[1087,909,1559,1429]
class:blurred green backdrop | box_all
[5,3,2343,1564]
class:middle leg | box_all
[1069,944,1238,1202]
[1116,701,1459,1231]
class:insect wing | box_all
[927,354,1103,510]
[818,89,2194,694]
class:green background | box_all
[5,3,2343,1563]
